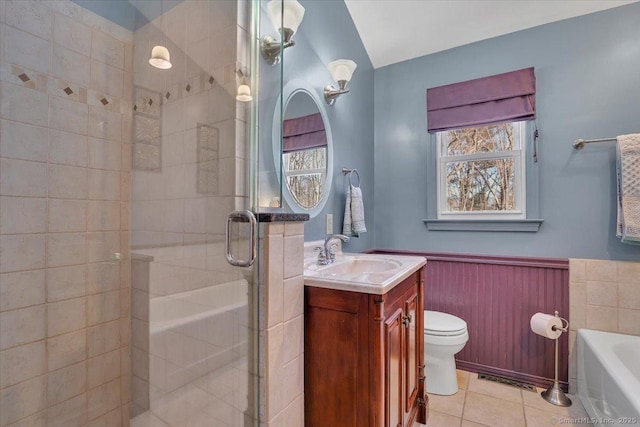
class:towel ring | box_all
[342,168,360,187]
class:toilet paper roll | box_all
[530,312,563,339]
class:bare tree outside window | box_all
[438,122,525,217]
[283,147,326,209]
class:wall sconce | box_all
[260,0,305,66]
[324,59,357,105]
[149,45,172,69]
[236,82,252,102]
[236,69,252,102]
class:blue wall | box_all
[373,3,640,261]
[259,0,375,252]
[71,0,184,31]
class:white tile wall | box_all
[0,2,132,426]
[52,44,90,87]
[0,120,49,161]
[49,129,88,166]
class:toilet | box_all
[423,310,469,395]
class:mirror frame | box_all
[272,79,334,218]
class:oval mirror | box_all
[273,80,333,217]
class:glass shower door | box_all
[129,1,258,426]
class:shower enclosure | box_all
[0,1,271,425]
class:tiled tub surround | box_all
[0,1,133,426]
[258,222,305,427]
[568,259,640,393]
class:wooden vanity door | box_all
[404,289,419,413]
[386,308,404,427]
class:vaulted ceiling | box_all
[344,0,636,68]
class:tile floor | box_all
[130,358,249,427]
[422,370,592,427]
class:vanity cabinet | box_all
[304,267,427,427]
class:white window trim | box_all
[436,121,527,220]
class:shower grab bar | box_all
[225,210,257,267]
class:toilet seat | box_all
[424,310,467,336]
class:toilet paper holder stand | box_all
[541,311,572,407]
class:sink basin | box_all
[303,252,426,294]
[320,258,401,275]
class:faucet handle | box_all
[314,246,327,264]
[327,243,339,261]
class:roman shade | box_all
[427,67,536,132]
[282,113,327,153]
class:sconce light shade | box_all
[261,0,305,66]
[328,59,357,84]
[236,83,252,102]
[325,59,357,105]
[266,0,305,35]
[149,45,172,69]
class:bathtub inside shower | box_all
[578,329,640,426]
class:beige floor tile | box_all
[461,421,490,427]
[467,374,522,404]
[427,390,466,418]
[522,391,588,419]
[524,405,591,427]
[457,370,470,390]
[463,392,525,427]
[426,409,461,427]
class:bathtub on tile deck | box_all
[577,329,640,426]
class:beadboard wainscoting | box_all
[371,250,570,390]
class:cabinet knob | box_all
[403,314,413,327]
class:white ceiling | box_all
[343,0,636,68]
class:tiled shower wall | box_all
[568,258,640,393]
[0,1,133,426]
[128,0,253,423]
[131,0,249,250]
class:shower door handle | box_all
[225,210,257,267]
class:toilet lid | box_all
[424,311,467,335]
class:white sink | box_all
[320,258,401,275]
[303,253,426,295]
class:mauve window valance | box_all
[282,113,327,153]
[427,67,536,132]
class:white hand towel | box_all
[616,133,640,245]
[343,184,366,237]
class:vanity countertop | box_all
[303,253,426,295]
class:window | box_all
[436,121,526,220]
[283,146,327,209]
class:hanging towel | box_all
[343,184,367,237]
[616,133,640,245]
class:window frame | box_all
[435,121,527,220]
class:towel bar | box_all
[573,137,616,150]
[342,167,360,187]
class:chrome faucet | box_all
[314,234,350,265]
